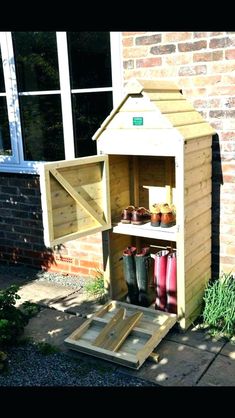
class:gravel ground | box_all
[0,264,89,289]
[0,343,157,387]
[0,264,158,388]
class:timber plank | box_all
[92,309,143,352]
[64,300,176,369]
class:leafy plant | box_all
[202,272,235,338]
[84,270,106,300]
[36,342,59,355]
[0,285,28,349]
[21,301,41,319]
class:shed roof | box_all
[92,78,216,142]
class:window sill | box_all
[0,162,44,175]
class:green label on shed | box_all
[133,117,143,126]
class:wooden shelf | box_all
[112,221,177,241]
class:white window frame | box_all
[0,31,123,174]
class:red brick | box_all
[123,60,134,69]
[221,162,235,173]
[164,54,192,65]
[209,37,233,49]
[209,84,235,95]
[220,132,235,141]
[180,87,207,97]
[70,265,89,275]
[193,32,209,38]
[178,40,207,52]
[123,46,149,59]
[50,262,70,272]
[218,211,235,226]
[220,225,235,236]
[193,51,223,62]
[210,110,235,118]
[79,243,101,253]
[221,143,235,153]
[198,110,208,119]
[210,32,225,36]
[163,32,192,42]
[193,75,221,86]
[222,74,235,84]
[150,44,176,55]
[225,49,235,59]
[122,37,134,47]
[210,62,235,74]
[222,174,235,183]
[224,119,235,130]
[178,64,207,76]
[220,263,235,275]
[220,256,235,265]
[136,34,161,45]
[136,57,162,68]
[122,32,146,36]
[208,98,222,108]
[193,99,208,108]
[79,233,102,243]
[80,260,101,269]
[209,120,223,130]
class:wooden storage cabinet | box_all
[40,78,215,330]
[105,153,177,297]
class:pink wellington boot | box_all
[165,251,177,314]
[154,250,170,311]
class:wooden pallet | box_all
[64,300,176,369]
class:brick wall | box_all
[122,31,235,276]
[1,32,234,279]
[0,173,103,278]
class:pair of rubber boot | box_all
[122,246,155,307]
[154,250,177,314]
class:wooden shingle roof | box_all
[92,78,216,142]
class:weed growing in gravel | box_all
[84,270,107,302]
[36,342,59,355]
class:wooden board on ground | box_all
[64,300,176,369]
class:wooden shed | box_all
[40,78,216,332]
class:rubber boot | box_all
[135,247,155,307]
[166,251,177,314]
[154,250,170,311]
[122,246,139,305]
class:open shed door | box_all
[40,155,111,247]
[65,300,177,369]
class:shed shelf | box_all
[112,222,177,241]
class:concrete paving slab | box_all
[15,281,75,308]
[117,339,215,386]
[0,272,34,290]
[22,307,85,353]
[197,354,235,386]
[56,292,106,317]
[220,341,235,359]
[166,324,226,354]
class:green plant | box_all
[202,273,235,338]
[36,341,59,355]
[0,285,28,349]
[84,270,106,299]
[21,301,41,319]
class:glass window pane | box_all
[0,48,6,92]
[0,97,11,155]
[68,32,112,89]
[72,92,113,157]
[19,95,64,161]
[12,32,60,92]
